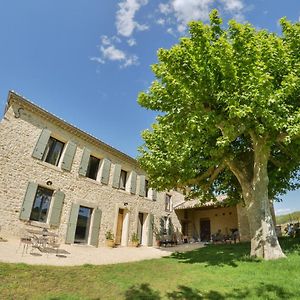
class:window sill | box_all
[78,175,103,186]
[36,160,63,173]
[26,220,51,229]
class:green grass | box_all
[1,238,300,299]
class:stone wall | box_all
[0,99,183,246]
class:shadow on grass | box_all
[166,237,300,267]
[125,283,161,299]
[124,283,296,300]
[167,242,254,267]
[279,237,300,255]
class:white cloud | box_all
[159,3,172,15]
[127,38,137,46]
[116,0,149,37]
[92,36,139,68]
[156,18,165,26]
[157,0,245,33]
[220,0,243,12]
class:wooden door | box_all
[115,209,124,245]
[200,219,211,241]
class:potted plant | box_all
[131,232,140,247]
[105,230,115,247]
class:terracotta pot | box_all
[106,239,115,247]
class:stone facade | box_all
[0,91,250,247]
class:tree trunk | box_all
[227,135,286,260]
[243,137,285,260]
[243,187,285,260]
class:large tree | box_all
[138,10,300,260]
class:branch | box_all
[184,163,226,189]
[269,156,285,168]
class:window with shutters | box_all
[30,186,53,223]
[42,137,65,166]
[145,180,149,198]
[86,155,100,180]
[165,194,172,212]
[119,170,127,190]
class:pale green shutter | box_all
[112,164,121,188]
[78,147,91,176]
[32,129,51,159]
[130,171,137,194]
[148,214,154,246]
[61,141,77,171]
[100,158,111,185]
[152,189,157,201]
[90,208,102,247]
[65,203,79,244]
[139,175,146,197]
[20,182,38,220]
[49,191,65,226]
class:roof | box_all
[5,91,142,169]
[174,195,227,210]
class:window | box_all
[145,180,149,198]
[119,170,127,190]
[30,186,53,222]
[86,155,100,180]
[165,194,172,212]
[42,137,64,166]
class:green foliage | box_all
[131,232,140,243]
[105,230,114,240]
[138,10,300,202]
[276,211,300,224]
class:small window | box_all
[30,186,53,223]
[42,137,64,166]
[165,194,172,212]
[86,155,100,180]
[145,180,149,198]
[119,170,127,190]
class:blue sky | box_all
[0,0,300,215]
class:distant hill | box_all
[276,211,300,225]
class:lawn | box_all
[1,238,300,300]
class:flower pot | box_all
[106,239,115,248]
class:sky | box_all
[0,0,300,215]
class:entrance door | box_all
[116,209,124,245]
[74,206,92,244]
[200,219,211,242]
[138,213,144,244]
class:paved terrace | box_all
[0,236,204,266]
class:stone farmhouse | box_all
[0,91,250,247]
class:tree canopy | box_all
[138,10,300,203]
[138,10,300,259]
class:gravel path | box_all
[0,236,204,266]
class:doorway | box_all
[74,206,92,244]
[200,219,211,242]
[137,212,149,245]
[115,209,124,245]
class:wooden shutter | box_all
[139,175,146,197]
[129,171,137,194]
[112,164,121,188]
[19,182,38,221]
[32,129,51,159]
[78,147,91,176]
[90,208,102,247]
[65,203,79,244]
[49,190,65,226]
[150,189,157,201]
[148,214,154,246]
[100,158,111,185]
[61,141,77,171]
